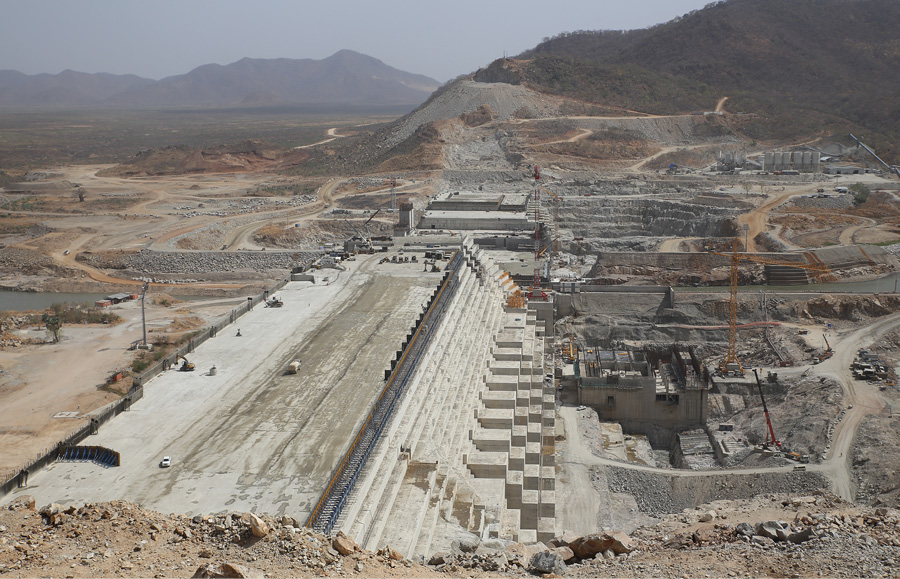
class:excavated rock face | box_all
[473,59,524,85]
[561,197,738,240]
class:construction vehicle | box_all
[709,238,831,374]
[286,359,301,374]
[753,369,781,449]
[849,134,900,179]
[176,354,195,372]
[813,336,833,364]
[265,296,283,308]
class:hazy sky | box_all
[2,0,713,82]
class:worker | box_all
[236,329,242,337]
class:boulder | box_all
[788,527,815,544]
[755,521,786,541]
[428,552,447,566]
[528,551,567,575]
[502,542,529,567]
[332,531,359,556]
[7,495,36,511]
[248,513,269,538]
[569,531,636,558]
[699,510,716,523]
[192,562,255,578]
[664,533,693,550]
[549,530,580,547]
[551,545,577,564]
[451,532,480,553]
[692,527,719,545]
[735,522,755,537]
[39,503,62,517]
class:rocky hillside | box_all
[519,0,900,157]
[2,492,899,578]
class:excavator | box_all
[176,354,195,372]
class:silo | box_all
[811,152,821,170]
[793,152,804,167]
[765,152,774,170]
[774,152,783,169]
[802,152,812,169]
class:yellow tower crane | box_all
[708,238,831,374]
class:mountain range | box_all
[0,50,440,108]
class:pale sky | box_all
[1,0,713,82]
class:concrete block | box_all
[527,422,542,443]
[537,518,555,544]
[467,452,508,479]
[516,390,530,408]
[541,466,555,491]
[542,426,556,447]
[509,446,525,471]
[511,425,527,447]
[482,390,516,409]
[505,471,523,509]
[521,490,539,529]
[500,508,520,540]
[486,375,517,391]
[542,394,555,410]
[491,361,520,376]
[541,446,556,467]
[525,441,541,465]
[539,491,555,517]
[524,464,540,490]
[542,410,555,428]
[514,406,529,426]
[473,429,511,452]
[528,404,543,424]
[479,408,514,429]
[518,528,537,544]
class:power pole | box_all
[140,281,149,346]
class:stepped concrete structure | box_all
[343,238,555,556]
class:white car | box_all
[159,456,171,468]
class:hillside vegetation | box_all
[519,0,900,159]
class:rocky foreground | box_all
[1,493,898,578]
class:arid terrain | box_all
[2,48,900,577]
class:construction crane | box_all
[708,238,831,374]
[753,369,782,449]
[538,185,561,254]
[343,218,373,253]
[849,134,900,179]
[527,166,547,300]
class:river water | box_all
[0,290,108,312]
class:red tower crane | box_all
[753,369,782,449]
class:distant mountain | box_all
[0,69,154,106]
[517,0,900,158]
[107,50,439,108]
[0,51,440,108]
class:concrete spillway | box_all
[343,239,554,555]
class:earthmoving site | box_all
[2,60,900,576]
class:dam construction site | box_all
[3,58,900,577]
